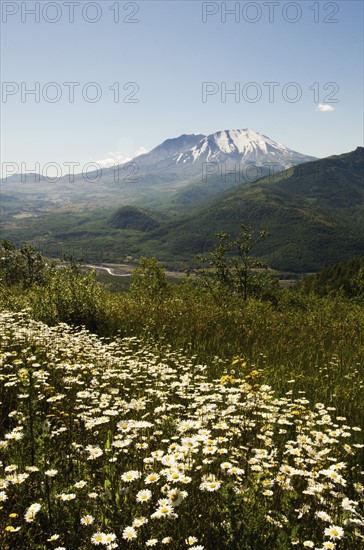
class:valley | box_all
[1,135,363,273]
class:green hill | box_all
[108,206,160,232]
[148,147,363,271]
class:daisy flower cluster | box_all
[0,310,363,549]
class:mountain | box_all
[146,147,364,271]
[114,128,316,182]
[132,133,205,170]
[1,129,316,215]
[172,129,314,167]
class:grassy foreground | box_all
[0,243,363,547]
[1,269,363,429]
[0,311,363,549]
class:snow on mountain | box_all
[173,129,314,167]
[2,129,316,190]
[119,128,316,183]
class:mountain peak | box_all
[111,128,317,186]
[170,128,314,167]
[207,128,287,156]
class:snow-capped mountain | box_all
[128,128,316,179]
[1,128,317,212]
[175,129,314,165]
[2,128,316,186]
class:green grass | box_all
[1,267,363,428]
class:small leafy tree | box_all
[0,240,51,289]
[195,225,277,301]
[130,257,169,302]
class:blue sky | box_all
[1,0,363,176]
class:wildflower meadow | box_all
[0,311,363,549]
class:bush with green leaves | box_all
[0,240,51,289]
[130,257,169,303]
[0,241,105,332]
[194,225,278,302]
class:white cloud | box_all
[95,147,148,168]
[95,153,131,168]
[316,104,335,112]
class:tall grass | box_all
[0,273,363,429]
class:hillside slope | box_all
[148,147,364,271]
